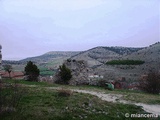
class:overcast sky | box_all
[0,0,159,60]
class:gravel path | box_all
[72,89,160,115]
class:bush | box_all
[139,71,160,94]
[57,89,72,97]
[98,80,107,87]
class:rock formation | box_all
[63,59,103,85]
[64,59,90,85]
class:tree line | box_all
[106,60,145,65]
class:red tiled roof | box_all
[0,71,24,79]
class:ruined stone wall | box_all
[0,44,2,79]
[0,45,2,64]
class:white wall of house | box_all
[88,74,104,79]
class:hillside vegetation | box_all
[71,46,142,67]
[106,60,145,65]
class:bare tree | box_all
[139,71,160,94]
[3,65,12,79]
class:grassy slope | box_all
[1,87,146,120]
[4,79,160,104]
[1,80,160,120]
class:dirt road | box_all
[24,85,160,115]
[71,89,160,115]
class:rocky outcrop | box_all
[64,59,106,85]
[53,59,104,85]
[64,59,90,85]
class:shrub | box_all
[57,89,72,97]
[98,80,107,87]
[67,59,71,62]
[139,71,160,94]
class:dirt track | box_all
[71,89,160,115]
[44,86,160,115]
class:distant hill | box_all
[2,51,80,71]
[2,42,159,79]
[125,42,160,63]
[124,42,160,72]
[71,46,142,67]
[2,46,143,68]
[93,42,160,82]
[20,51,80,63]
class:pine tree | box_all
[59,64,72,84]
[25,61,40,81]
